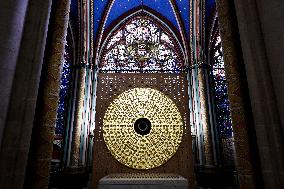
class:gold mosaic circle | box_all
[103,88,183,169]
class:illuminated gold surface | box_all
[103,88,183,169]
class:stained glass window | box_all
[212,33,233,137]
[55,42,72,135]
[100,16,184,73]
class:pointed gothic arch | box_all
[91,6,195,189]
[94,5,190,66]
[98,12,187,73]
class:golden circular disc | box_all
[103,88,184,170]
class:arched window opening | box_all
[211,30,233,138]
[210,23,235,168]
[99,16,185,73]
[55,43,72,135]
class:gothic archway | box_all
[92,12,196,188]
[99,14,186,73]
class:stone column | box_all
[233,0,284,188]
[0,0,29,146]
[215,0,256,188]
[69,0,90,167]
[69,66,86,167]
[197,64,214,166]
[26,1,71,188]
[0,0,52,188]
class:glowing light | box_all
[103,88,184,169]
[100,16,183,73]
[212,33,233,137]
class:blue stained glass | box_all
[55,43,72,135]
[100,16,184,73]
[175,0,190,39]
[212,35,233,137]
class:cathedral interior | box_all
[0,0,284,189]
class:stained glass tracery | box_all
[212,34,233,137]
[56,43,72,135]
[100,16,184,73]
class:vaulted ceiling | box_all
[68,0,218,63]
[94,0,190,46]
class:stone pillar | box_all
[0,0,52,188]
[215,0,256,188]
[0,0,29,146]
[197,64,214,166]
[25,1,71,188]
[69,66,86,167]
[69,0,90,168]
[233,0,284,188]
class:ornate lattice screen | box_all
[92,73,195,189]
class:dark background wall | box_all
[234,0,284,187]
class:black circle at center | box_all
[134,118,151,136]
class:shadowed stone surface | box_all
[98,173,188,189]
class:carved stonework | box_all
[215,0,256,188]
[31,1,71,188]
[197,66,214,166]
[70,68,86,167]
